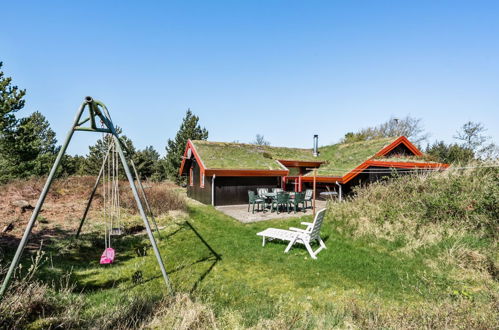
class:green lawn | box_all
[8,202,480,327]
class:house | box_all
[179,136,449,206]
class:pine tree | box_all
[82,133,136,176]
[133,145,161,180]
[164,109,208,184]
[425,141,474,163]
[0,62,27,181]
[0,111,58,180]
[0,62,25,134]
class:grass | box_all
[193,138,400,174]
[1,165,498,328]
[192,140,316,170]
[193,137,426,177]
[307,137,397,177]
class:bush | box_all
[331,162,499,241]
[120,181,186,215]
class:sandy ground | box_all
[216,200,328,223]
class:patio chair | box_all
[257,188,269,198]
[272,188,284,193]
[257,208,327,259]
[304,189,313,208]
[248,190,265,214]
[290,192,306,213]
[271,192,290,214]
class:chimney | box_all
[313,134,319,157]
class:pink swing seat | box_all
[100,247,115,264]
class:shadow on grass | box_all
[177,221,222,293]
[1,217,222,298]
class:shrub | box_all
[120,181,186,215]
[331,162,499,241]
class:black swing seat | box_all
[110,227,123,236]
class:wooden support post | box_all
[313,169,317,217]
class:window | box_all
[189,167,193,186]
[200,173,205,188]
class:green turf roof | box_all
[191,137,429,176]
[192,141,316,170]
[306,137,397,177]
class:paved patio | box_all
[216,200,328,223]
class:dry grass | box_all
[145,294,217,330]
[0,176,186,244]
[0,246,84,329]
[120,181,186,215]
[331,162,499,246]
[328,161,499,319]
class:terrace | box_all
[216,199,328,223]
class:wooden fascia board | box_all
[178,141,190,175]
[278,160,324,167]
[179,140,207,176]
[341,159,449,184]
[299,176,344,184]
[375,136,423,157]
[366,160,450,169]
[341,162,371,183]
[275,160,290,171]
[204,169,288,177]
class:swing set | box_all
[99,139,122,264]
[0,96,173,299]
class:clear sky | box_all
[2,0,498,156]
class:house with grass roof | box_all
[179,136,449,206]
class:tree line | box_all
[0,62,208,184]
[341,116,498,163]
[1,61,496,185]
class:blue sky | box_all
[2,1,498,156]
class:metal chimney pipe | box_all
[313,134,319,157]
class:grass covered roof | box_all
[192,141,316,170]
[191,137,431,176]
[307,137,397,177]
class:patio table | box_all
[319,191,338,199]
[263,192,294,198]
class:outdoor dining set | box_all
[248,188,314,214]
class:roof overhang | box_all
[179,140,206,175]
[375,136,423,157]
[278,160,324,168]
[205,169,288,177]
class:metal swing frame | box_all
[0,96,173,298]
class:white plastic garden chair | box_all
[257,208,327,259]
